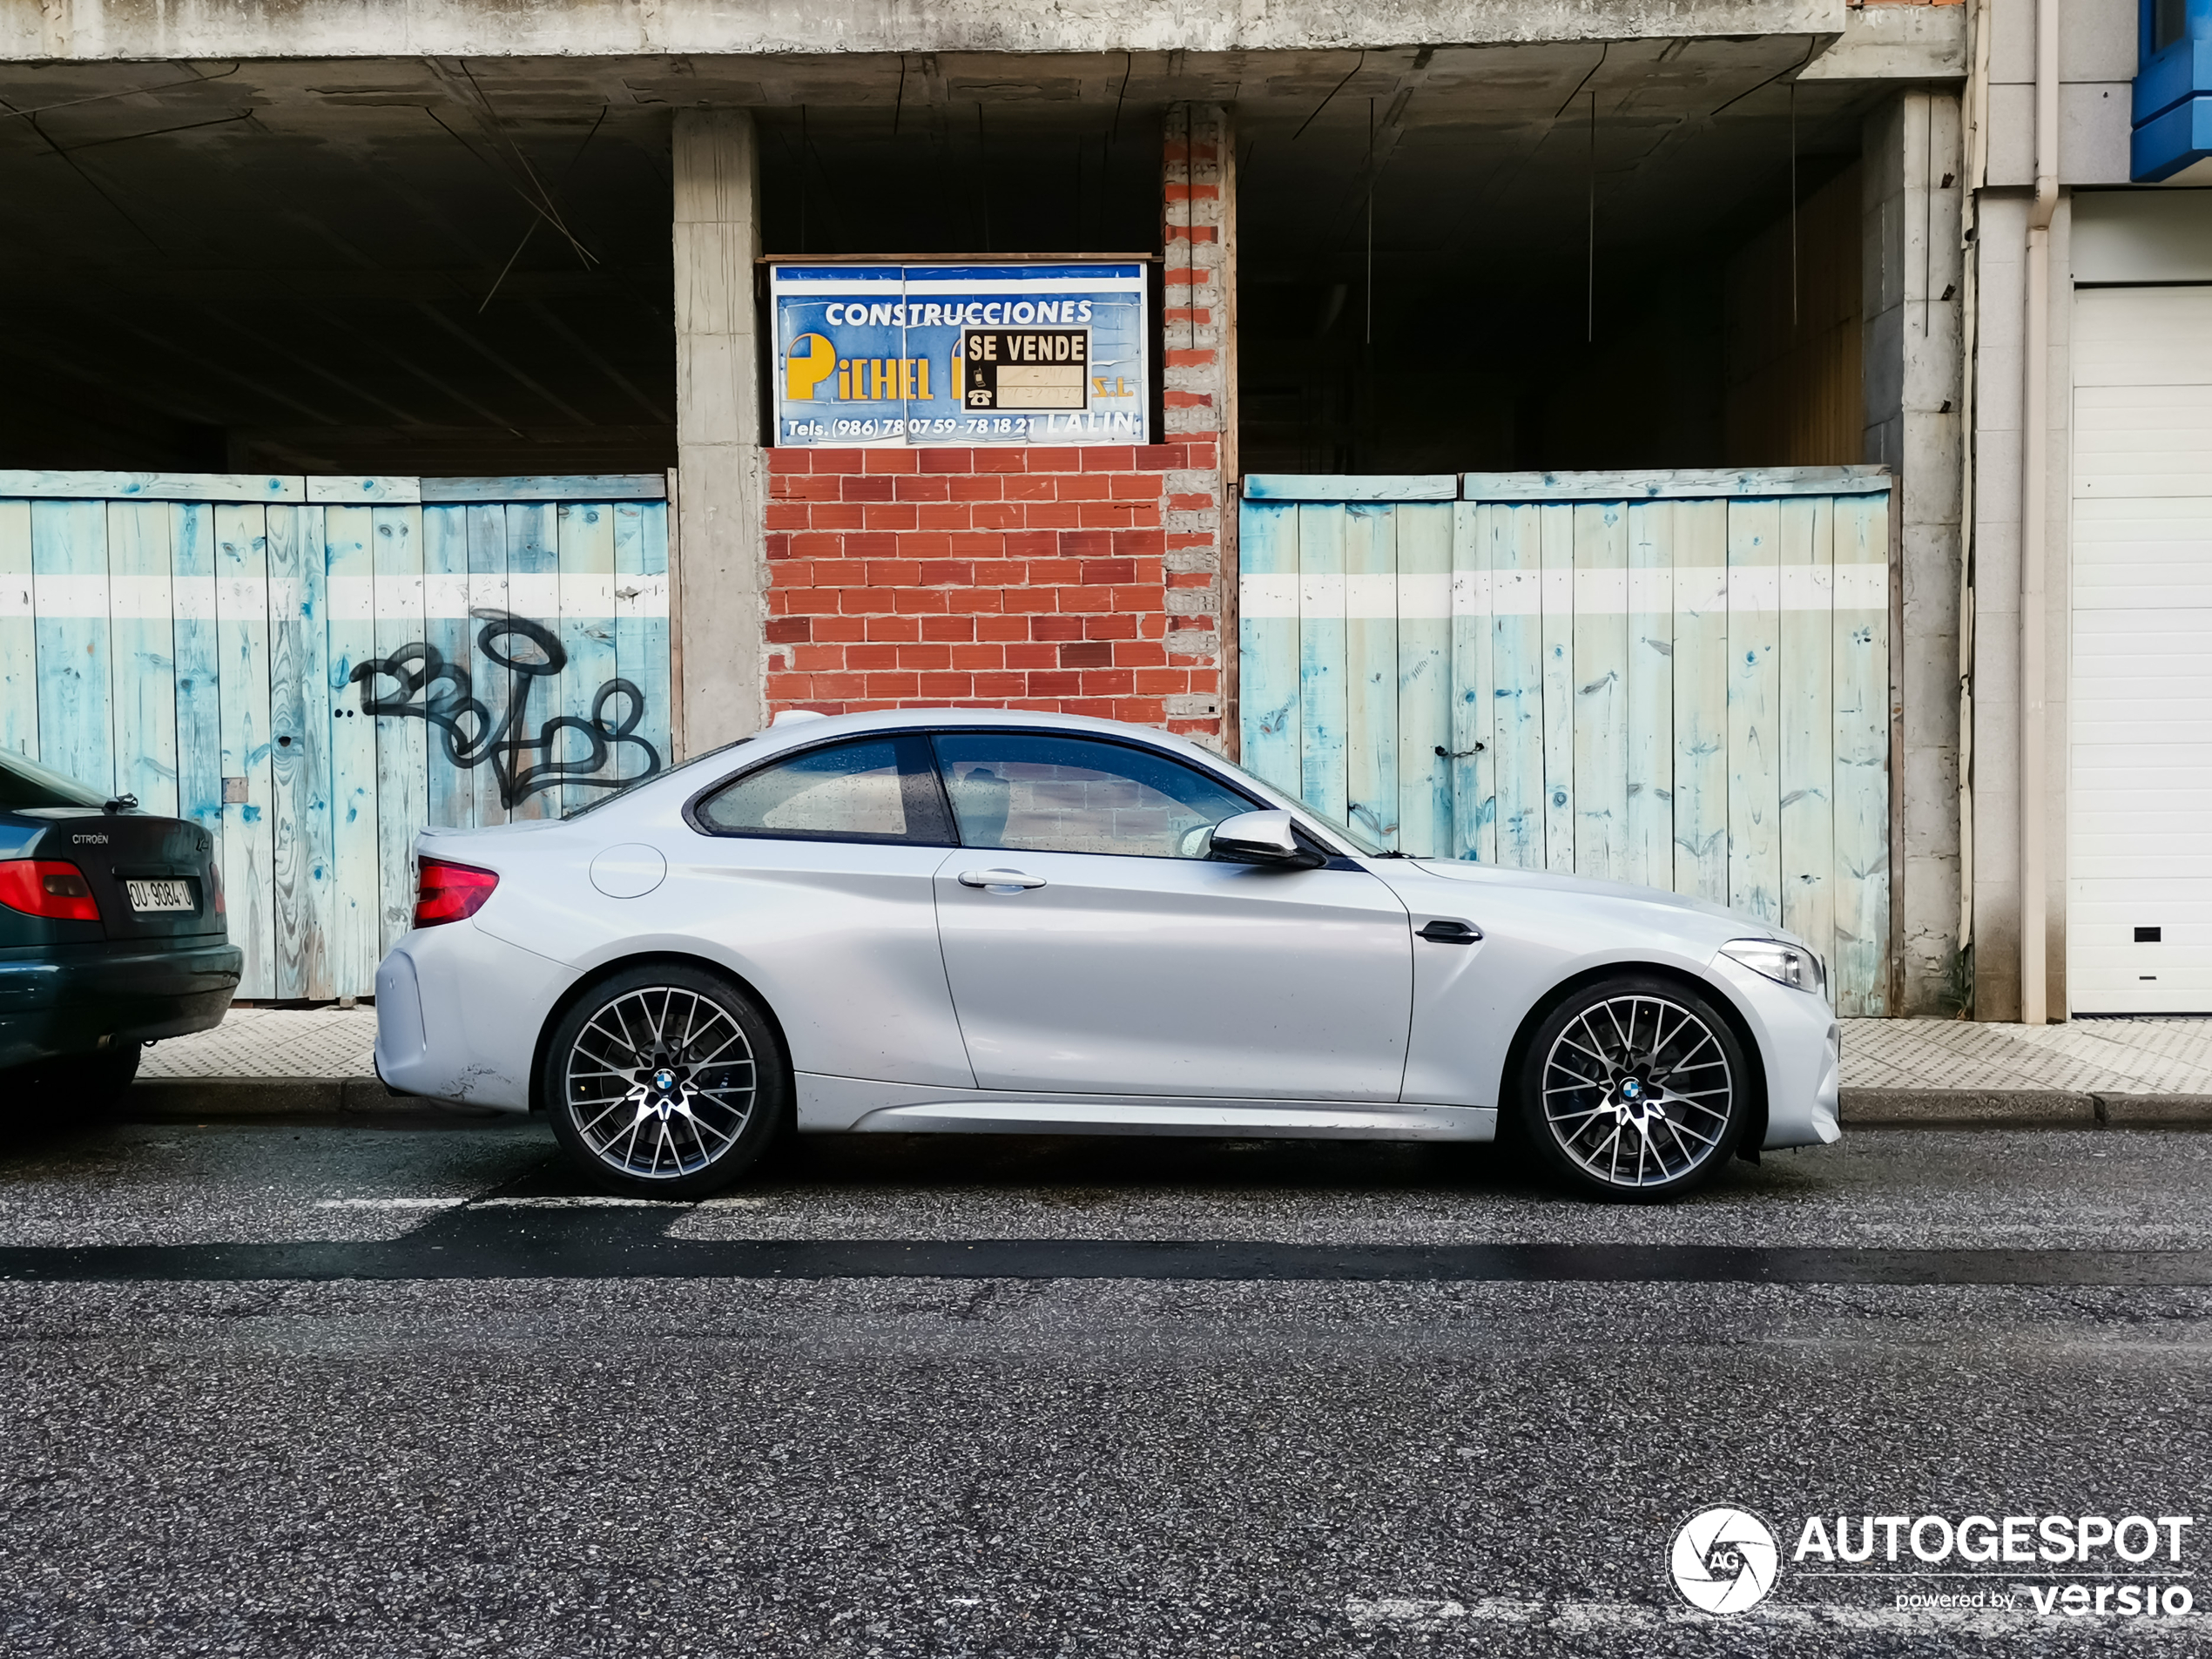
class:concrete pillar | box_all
[1968,188,2072,1021]
[1163,103,1236,752]
[1862,90,1966,1014]
[672,109,765,754]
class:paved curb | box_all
[1842,1088,2212,1126]
[127,1077,504,1119]
[125,1078,2212,1128]
[2097,1093,2212,1125]
[1842,1088,2100,1125]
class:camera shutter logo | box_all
[1670,1507,1781,1614]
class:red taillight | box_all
[414,858,497,927]
[209,861,225,914]
[0,860,101,922]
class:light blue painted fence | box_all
[1241,467,1892,1015]
[0,471,674,1000]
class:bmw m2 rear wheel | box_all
[542,964,786,1199]
[1514,976,1750,1200]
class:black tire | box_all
[82,1042,142,1114]
[1514,975,1751,1201]
[0,1043,140,1129]
[540,963,786,1199]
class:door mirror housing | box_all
[1208,809,1325,868]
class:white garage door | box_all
[2071,286,2212,1013]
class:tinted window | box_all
[2156,0,2188,54]
[932,733,1255,859]
[0,749,106,811]
[695,737,952,844]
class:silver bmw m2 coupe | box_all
[374,709,1841,1200]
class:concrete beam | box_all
[0,40,1858,137]
[1799,2,1967,84]
[8,0,1848,65]
[671,107,765,753]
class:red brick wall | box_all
[757,102,1233,748]
[763,440,1224,738]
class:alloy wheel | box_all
[562,984,758,1180]
[1540,994,1734,1190]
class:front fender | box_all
[1399,929,1755,1110]
[1366,862,1819,1136]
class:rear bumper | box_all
[0,940,242,1069]
[374,924,577,1112]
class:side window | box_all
[694,736,953,844]
[932,733,1256,860]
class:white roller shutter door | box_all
[2071,286,2212,1012]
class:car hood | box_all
[1406,858,1792,941]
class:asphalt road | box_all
[1,1111,2209,1657]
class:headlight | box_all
[1719,939,1826,997]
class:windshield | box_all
[1204,752,1394,857]
[560,736,753,820]
[0,748,108,811]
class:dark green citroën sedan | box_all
[0,749,241,1105]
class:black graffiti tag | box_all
[350,610,662,810]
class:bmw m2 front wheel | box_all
[1514,976,1752,1200]
[542,963,786,1198]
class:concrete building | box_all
[1963,0,2212,1022]
[13,0,2185,1022]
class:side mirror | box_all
[1209,809,1325,868]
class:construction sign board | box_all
[770,262,1149,448]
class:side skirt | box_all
[795,1073,1496,1142]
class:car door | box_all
[927,731,1413,1100]
[683,732,975,1088]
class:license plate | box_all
[125,879,194,914]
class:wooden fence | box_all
[1,471,673,1001]
[1239,468,1892,1014]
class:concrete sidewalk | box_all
[137,1007,421,1116]
[128,1006,2212,1125]
[1842,1015,2212,1123]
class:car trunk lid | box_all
[21,808,226,941]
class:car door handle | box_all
[958,868,1047,891]
[1417,919,1482,944]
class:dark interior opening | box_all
[1233,64,1872,476]
[0,50,1889,482]
[755,105,1163,260]
[0,64,678,476]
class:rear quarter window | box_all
[691,735,953,845]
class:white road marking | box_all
[1345,1597,1464,1632]
[1351,1596,2208,1634]
[313,1197,466,1211]
[469,1196,668,1209]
